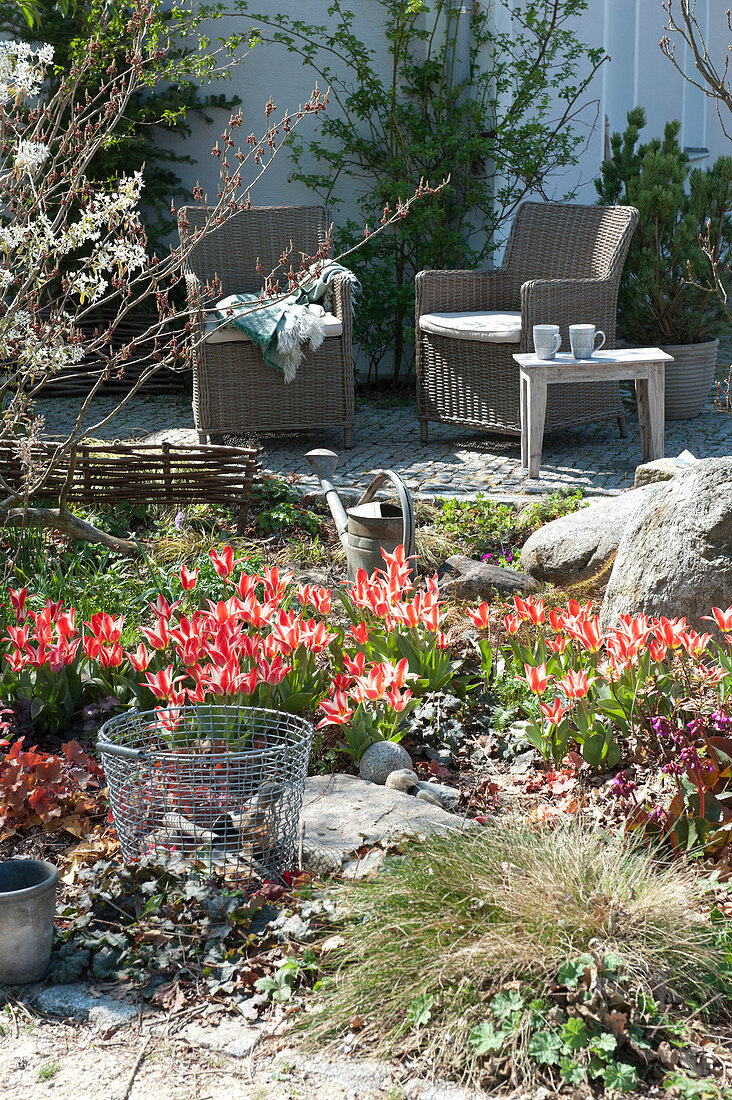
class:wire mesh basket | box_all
[98,705,313,889]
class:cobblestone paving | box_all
[34,342,732,500]
[34,386,732,500]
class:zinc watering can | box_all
[306,449,415,580]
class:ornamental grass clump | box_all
[306,820,728,1088]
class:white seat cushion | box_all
[204,309,342,344]
[419,310,522,344]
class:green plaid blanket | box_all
[212,261,359,382]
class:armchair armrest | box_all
[415,269,515,318]
[328,272,353,350]
[328,271,353,323]
[520,277,616,340]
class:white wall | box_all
[170,0,730,236]
[163,1,399,218]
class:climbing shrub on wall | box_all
[224,0,606,381]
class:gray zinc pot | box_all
[0,859,58,983]
[660,338,719,419]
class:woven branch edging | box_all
[0,440,261,533]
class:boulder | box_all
[359,741,412,784]
[519,486,658,585]
[601,458,732,632]
[436,554,539,600]
[298,774,472,875]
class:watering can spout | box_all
[305,448,349,550]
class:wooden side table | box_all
[513,348,674,479]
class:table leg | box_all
[520,371,528,469]
[526,373,547,479]
[636,377,649,460]
[647,363,665,460]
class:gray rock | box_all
[341,848,386,880]
[32,984,138,1029]
[299,774,473,875]
[436,554,539,600]
[519,486,659,585]
[601,458,732,632]
[359,740,412,784]
[634,457,684,487]
[415,779,460,809]
[180,1017,262,1058]
[384,767,419,791]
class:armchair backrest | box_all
[502,201,639,286]
[179,205,330,296]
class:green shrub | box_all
[240,0,606,381]
[596,106,732,345]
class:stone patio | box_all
[35,339,732,500]
[35,382,732,501]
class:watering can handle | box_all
[356,469,416,560]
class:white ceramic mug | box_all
[533,324,561,360]
[569,324,606,359]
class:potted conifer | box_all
[596,107,732,419]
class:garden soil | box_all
[0,1017,486,1100]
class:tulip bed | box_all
[0,544,455,758]
[468,593,732,860]
[3,539,732,866]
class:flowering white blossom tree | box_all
[0,4,436,554]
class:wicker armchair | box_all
[415,201,639,442]
[179,205,354,448]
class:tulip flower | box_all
[209,545,236,579]
[558,668,591,700]
[540,698,565,725]
[180,565,198,591]
[703,605,732,633]
[466,602,490,629]
[523,662,551,694]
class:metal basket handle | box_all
[355,469,415,560]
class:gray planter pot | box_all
[660,338,719,420]
[0,859,58,983]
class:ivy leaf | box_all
[562,1017,589,1051]
[559,1057,586,1084]
[603,1062,638,1093]
[490,989,524,1021]
[468,1022,506,1055]
[407,992,434,1028]
[528,1030,564,1065]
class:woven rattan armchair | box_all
[415,201,639,442]
[180,205,354,447]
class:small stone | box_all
[341,849,386,880]
[436,554,539,600]
[384,767,419,792]
[414,780,460,808]
[359,741,413,784]
[32,984,138,1029]
[180,1018,262,1059]
[633,457,684,487]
